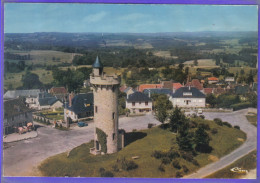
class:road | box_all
[3,114,160,176]
[185,109,257,178]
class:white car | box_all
[197,109,203,114]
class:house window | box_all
[145,102,148,106]
[132,102,135,106]
[95,106,98,113]
[112,112,115,119]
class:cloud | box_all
[118,13,150,21]
[83,11,107,23]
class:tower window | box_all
[112,112,115,119]
[113,133,115,140]
[95,106,98,113]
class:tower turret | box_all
[89,56,123,155]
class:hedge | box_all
[231,102,252,111]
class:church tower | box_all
[90,56,122,155]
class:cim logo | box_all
[230,167,248,174]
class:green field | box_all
[206,150,256,178]
[38,117,246,177]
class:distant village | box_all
[3,69,257,136]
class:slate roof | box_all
[127,92,152,102]
[4,98,32,118]
[4,89,40,99]
[138,84,162,92]
[66,93,94,114]
[92,56,103,68]
[171,87,205,98]
[124,87,135,93]
[235,85,249,95]
[143,88,172,95]
[39,97,59,106]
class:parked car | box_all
[197,109,203,114]
[77,122,88,127]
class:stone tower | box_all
[89,56,121,155]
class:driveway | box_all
[3,114,160,176]
[185,109,257,178]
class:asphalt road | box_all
[184,109,257,178]
[3,114,160,176]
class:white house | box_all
[35,92,63,110]
[126,92,152,114]
[169,87,206,108]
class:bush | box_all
[99,167,105,173]
[211,128,218,135]
[112,164,119,172]
[198,123,210,131]
[175,171,183,178]
[167,149,180,160]
[182,165,189,173]
[132,129,137,132]
[199,115,205,119]
[231,102,252,111]
[59,124,62,128]
[158,164,165,172]
[100,171,114,177]
[192,159,200,166]
[214,118,222,123]
[55,123,58,128]
[214,118,223,126]
[172,160,181,169]
[181,151,194,161]
[234,125,240,130]
[161,157,171,165]
[120,158,138,171]
[223,121,232,128]
[191,113,198,118]
[189,121,198,128]
[148,123,154,128]
[151,150,167,159]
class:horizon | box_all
[4,3,258,33]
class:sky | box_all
[4,3,258,33]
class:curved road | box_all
[3,114,160,176]
[185,109,257,178]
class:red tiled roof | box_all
[185,79,203,90]
[49,87,67,94]
[172,83,183,90]
[208,77,219,81]
[139,84,162,92]
[203,88,213,94]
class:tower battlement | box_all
[90,73,120,86]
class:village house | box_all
[126,92,152,114]
[161,80,174,91]
[35,92,63,110]
[64,92,94,122]
[185,79,204,92]
[138,84,162,92]
[169,86,206,108]
[3,89,40,108]
[4,98,33,135]
[225,77,235,83]
[172,83,183,93]
[143,88,172,96]
[48,87,68,102]
[124,87,136,96]
[208,77,219,84]
[203,88,213,95]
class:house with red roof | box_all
[172,83,183,93]
[203,88,213,95]
[185,79,203,91]
[49,87,68,102]
[138,84,162,92]
[208,77,219,84]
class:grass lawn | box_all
[246,115,257,127]
[205,150,256,178]
[38,117,246,178]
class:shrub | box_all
[172,160,181,169]
[55,123,58,128]
[234,125,240,130]
[198,123,210,131]
[59,124,62,128]
[214,118,222,123]
[167,149,180,160]
[189,121,198,128]
[158,164,165,172]
[231,102,252,111]
[191,113,198,118]
[175,171,183,178]
[99,167,105,173]
[181,151,194,161]
[211,128,218,135]
[132,129,137,132]
[120,158,138,171]
[148,123,154,128]
[112,164,119,172]
[223,121,232,128]
[96,128,107,153]
[151,150,167,159]
[100,171,114,177]
[161,157,171,165]
[182,165,189,173]
[199,115,205,119]
[192,159,200,166]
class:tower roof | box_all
[92,56,103,68]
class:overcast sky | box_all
[4,3,258,33]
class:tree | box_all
[206,94,216,107]
[178,63,184,71]
[194,59,198,66]
[176,120,193,151]
[194,125,211,153]
[21,71,43,89]
[168,106,186,133]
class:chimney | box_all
[189,86,191,90]
[148,90,151,98]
